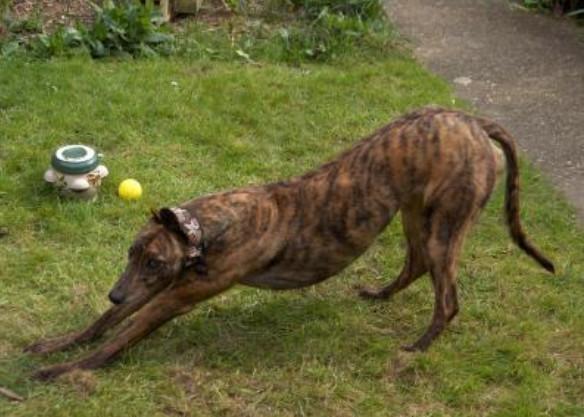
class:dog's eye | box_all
[146,258,163,270]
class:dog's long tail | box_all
[477,117,555,274]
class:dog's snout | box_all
[108,289,125,305]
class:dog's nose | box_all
[108,290,124,305]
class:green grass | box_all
[0,53,582,416]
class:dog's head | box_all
[108,207,206,305]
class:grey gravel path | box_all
[387,0,584,223]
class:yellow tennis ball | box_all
[118,179,142,201]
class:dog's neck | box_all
[179,200,235,252]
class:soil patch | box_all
[9,0,95,31]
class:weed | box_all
[269,0,391,62]
[1,0,391,63]
[1,0,174,59]
[6,17,43,35]
[28,27,85,59]
[277,8,390,61]
[80,0,174,58]
[175,1,394,64]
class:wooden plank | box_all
[0,386,24,402]
[174,0,202,14]
[159,0,174,21]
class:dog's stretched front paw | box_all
[33,364,74,382]
[24,334,78,355]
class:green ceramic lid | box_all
[51,145,99,175]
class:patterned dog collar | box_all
[169,207,203,261]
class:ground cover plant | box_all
[0,0,393,63]
[0,1,174,59]
[1,2,583,417]
[175,0,394,64]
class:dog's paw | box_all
[400,344,420,352]
[357,286,388,300]
[401,341,430,353]
[24,336,75,355]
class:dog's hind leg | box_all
[446,282,459,323]
[24,299,147,355]
[359,209,428,300]
[402,199,478,352]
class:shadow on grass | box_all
[136,287,423,369]
[18,287,424,378]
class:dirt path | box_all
[387,0,584,223]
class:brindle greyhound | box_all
[25,108,554,380]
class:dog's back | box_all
[236,108,503,289]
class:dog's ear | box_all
[156,207,206,274]
[156,207,184,237]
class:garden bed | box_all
[9,0,95,31]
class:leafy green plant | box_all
[6,16,43,34]
[2,0,389,63]
[1,0,41,56]
[1,0,174,59]
[81,0,173,58]
[270,0,390,62]
[0,39,18,57]
[176,0,392,64]
[277,8,389,61]
[28,26,85,58]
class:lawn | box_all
[0,29,583,417]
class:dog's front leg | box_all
[32,277,233,381]
[24,298,148,355]
[32,298,189,380]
